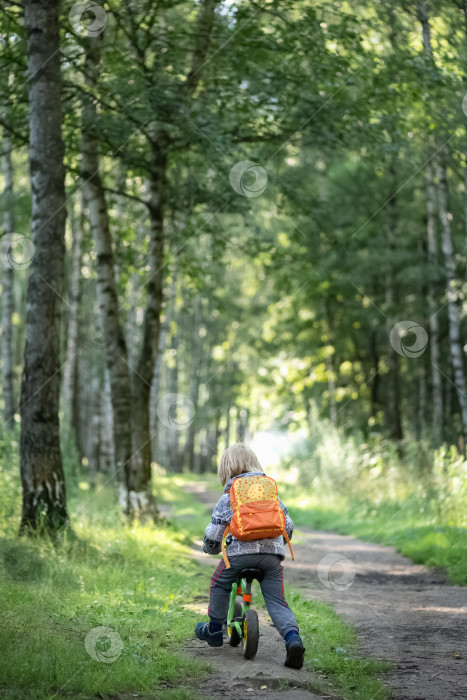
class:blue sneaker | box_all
[195,622,223,647]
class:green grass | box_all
[0,469,211,700]
[282,487,467,585]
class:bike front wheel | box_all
[241,609,259,660]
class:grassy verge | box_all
[281,487,467,585]
[0,468,210,700]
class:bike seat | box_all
[238,568,264,583]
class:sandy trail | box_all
[184,483,467,700]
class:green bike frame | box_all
[226,578,253,638]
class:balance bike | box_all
[226,567,263,660]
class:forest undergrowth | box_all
[278,420,467,585]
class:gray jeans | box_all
[208,553,300,639]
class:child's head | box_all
[218,443,263,486]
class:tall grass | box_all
[277,418,467,584]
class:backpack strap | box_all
[283,529,295,561]
[221,525,231,569]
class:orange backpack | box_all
[221,474,294,568]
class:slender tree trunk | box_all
[385,160,403,442]
[417,365,427,441]
[436,153,467,445]
[1,132,16,428]
[19,0,69,533]
[81,35,134,514]
[129,143,166,518]
[150,319,169,465]
[225,405,231,451]
[236,407,246,443]
[101,369,114,475]
[370,330,380,419]
[63,196,83,462]
[168,329,181,472]
[418,1,443,443]
[425,160,443,442]
[184,296,202,470]
[89,375,100,489]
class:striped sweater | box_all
[203,471,294,560]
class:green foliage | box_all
[279,421,467,584]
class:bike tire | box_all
[242,609,259,660]
[228,598,243,647]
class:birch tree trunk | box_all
[129,143,165,518]
[166,329,180,472]
[417,0,443,443]
[436,153,467,445]
[369,329,380,419]
[101,369,115,475]
[425,160,443,442]
[81,35,134,513]
[19,0,69,533]
[89,375,100,489]
[385,160,403,442]
[150,319,169,465]
[1,132,16,428]
[63,196,83,462]
[184,296,202,470]
[225,406,231,451]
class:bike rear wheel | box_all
[227,598,243,646]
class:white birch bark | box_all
[418,0,443,442]
[1,132,16,428]
[436,154,467,444]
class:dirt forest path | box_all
[184,483,467,700]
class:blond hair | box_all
[218,443,263,486]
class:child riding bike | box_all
[194,443,305,669]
